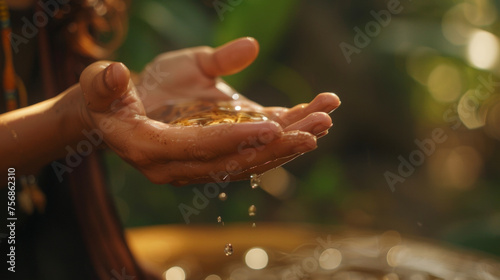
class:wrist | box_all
[56,84,92,146]
[70,83,110,150]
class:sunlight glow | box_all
[467,30,499,69]
[319,248,342,270]
[245,248,269,270]
[165,266,186,280]
[427,64,461,103]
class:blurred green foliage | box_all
[212,0,300,89]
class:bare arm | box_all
[0,85,86,182]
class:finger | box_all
[264,93,341,127]
[284,112,332,136]
[80,62,132,112]
[196,37,260,77]
[151,131,316,183]
[136,119,284,162]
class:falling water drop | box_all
[250,174,260,189]
[224,243,233,256]
[217,216,224,226]
[248,205,256,216]
[218,192,227,201]
[252,223,256,228]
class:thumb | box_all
[197,37,260,77]
[80,61,131,112]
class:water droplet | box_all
[224,243,233,256]
[252,223,256,228]
[217,216,224,226]
[248,205,256,216]
[218,192,227,201]
[250,174,260,189]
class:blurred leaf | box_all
[213,0,300,89]
[116,0,214,72]
[115,17,163,72]
[137,0,213,47]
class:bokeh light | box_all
[245,248,269,270]
[427,64,462,103]
[467,30,499,70]
[164,266,186,280]
[259,167,295,199]
[319,248,342,270]
[442,4,473,45]
[458,89,487,129]
[463,0,497,26]
[383,272,400,280]
[428,146,483,190]
[205,274,222,280]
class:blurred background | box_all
[106,0,500,260]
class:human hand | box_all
[78,39,340,185]
[137,38,339,129]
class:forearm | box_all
[0,84,87,180]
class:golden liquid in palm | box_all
[149,101,269,126]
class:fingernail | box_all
[104,63,128,92]
[326,93,341,114]
[316,130,329,138]
[104,63,118,91]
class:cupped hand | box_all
[79,38,340,185]
[137,38,340,133]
